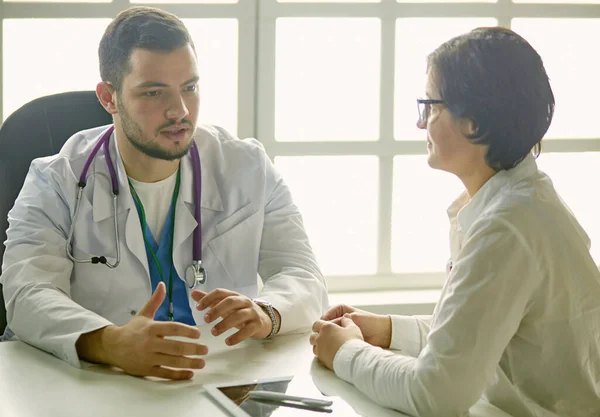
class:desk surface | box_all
[0,328,510,417]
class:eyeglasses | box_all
[416,98,445,125]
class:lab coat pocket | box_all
[208,206,261,289]
[215,202,257,236]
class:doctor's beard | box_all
[116,98,194,161]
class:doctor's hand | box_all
[77,282,208,380]
[192,289,278,345]
[321,304,392,349]
[309,317,364,371]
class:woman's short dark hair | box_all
[427,27,555,171]
[99,6,195,92]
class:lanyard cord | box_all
[128,168,181,320]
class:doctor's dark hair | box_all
[99,6,195,92]
[426,27,555,171]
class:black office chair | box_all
[0,91,113,335]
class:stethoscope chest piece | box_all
[186,260,206,288]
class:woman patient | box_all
[310,27,600,417]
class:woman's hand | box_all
[309,317,364,371]
[322,304,392,348]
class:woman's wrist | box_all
[380,315,392,348]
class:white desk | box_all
[0,329,511,417]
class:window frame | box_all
[1,0,599,293]
[255,0,600,292]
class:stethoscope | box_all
[65,125,207,289]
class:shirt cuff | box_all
[389,315,423,357]
[332,339,372,383]
[63,318,114,368]
[255,294,297,334]
[258,290,326,335]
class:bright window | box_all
[1,0,599,292]
[391,156,463,273]
[275,156,379,276]
[511,19,600,139]
[513,0,599,3]
[279,0,379,2]
[183,19,239,134]
[134,0,237,3]
[275,18,380,142]
[2,19,110,120]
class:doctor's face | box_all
[115,44,200,161]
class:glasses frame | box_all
[416,98,445,125]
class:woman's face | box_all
[417,69,487,177]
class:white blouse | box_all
[333,155,600,417]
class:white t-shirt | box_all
[128,171,178,243]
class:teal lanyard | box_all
[128,168,181,320]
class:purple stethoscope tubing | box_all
[65,125,207,287]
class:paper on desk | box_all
[165,306,238,352]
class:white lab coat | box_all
[1,124,328,367]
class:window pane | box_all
[183,19,238,134]
[275,18,380,141]
[279,0,378,2]
[536,152,600,264]
[394,18,497,141]
[512,19,600,139]
[133,0,237,3]
[5,0,107,2]
[392,156,463,273]
[514,0,599,3]
[275,156,379,275]
[3,19,110,121]
[398,0,495,3]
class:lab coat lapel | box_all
[172,139,223,280]
[91,131,149,277]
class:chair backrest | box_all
[0,91,112,335]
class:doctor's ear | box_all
[96,82,118,115]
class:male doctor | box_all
[1,6,327,380]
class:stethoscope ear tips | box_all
[91,256,108,264]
